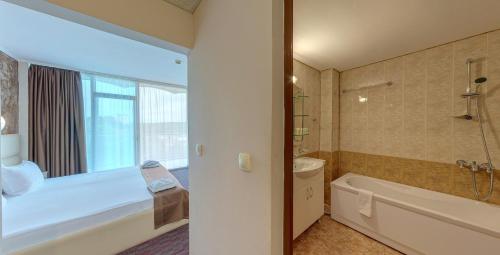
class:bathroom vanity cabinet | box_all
[293,164,324,239]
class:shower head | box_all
[475,77,487,84]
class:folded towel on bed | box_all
[148,178,176,193]
[140,165,189,229]
[357,189,373,217]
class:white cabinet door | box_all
[293,185,309,239]
[308,179,324,222]
[293,167,325,239]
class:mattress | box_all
[2,167,153,251]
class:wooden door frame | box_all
[284,0,293,254]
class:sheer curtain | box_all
[139,83,188,169]
[82,74,137,172]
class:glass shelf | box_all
[293,95,309,99]
[293,86,308,142]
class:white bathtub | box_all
[331,173,500,255]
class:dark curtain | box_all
[28,65,87,177]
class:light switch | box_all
[195,144,204,156]
[238,153,251,172]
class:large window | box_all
[82,74,187,172]
[139,84,187,169]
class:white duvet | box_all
[2,167,153,250]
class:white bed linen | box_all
[2,167,153,251]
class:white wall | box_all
[18,61,29,160]
[5,0,192,54]
[46,0,194,50]
[188,0,283,254]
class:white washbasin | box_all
[293,157,325,176]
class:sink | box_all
[293,157,325,177]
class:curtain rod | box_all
[19,59,187,90]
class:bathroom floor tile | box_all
[293,215,403,255]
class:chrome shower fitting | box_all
[455,60,495,201]
[455,59,483,119]
[456,160,492,173]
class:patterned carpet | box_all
[118,224,189,255]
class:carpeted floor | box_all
[118,224,189,255]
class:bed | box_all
[1,134,188,255]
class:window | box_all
[82,74,187,172]
[82,75,138,172]
[139,84,188,169]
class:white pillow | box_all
[1,161,44,196]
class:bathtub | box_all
[331,173,500,255]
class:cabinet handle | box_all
[306,186,312,199]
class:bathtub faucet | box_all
[456,160,479,172]
[456,160,492,173]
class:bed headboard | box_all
[1,134,21,166]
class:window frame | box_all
[83,73,188,172]
[85,74,140,172]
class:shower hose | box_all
[472,97,494,201]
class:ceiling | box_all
[294,0,500,71]
[0,1,187,86]
[163,0,202,13]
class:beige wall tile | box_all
[485,30,500,167]
[403,52,426,160]
[382,156,403,183]
[426,44,453,163]
[366,154,384,178]
[339,151,352,175]
[340,71,353,152]
[366,87,385,153]
[351,89,367,153]
[320,69,333,152]
[383,57,404,157]
[332,70,340,152]
[318,151,334,205]
[351,152,367,175]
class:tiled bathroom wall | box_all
[0,50,19,135]
[318,69,340,206]
[338,30,500,205]
[294,29,500,206]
